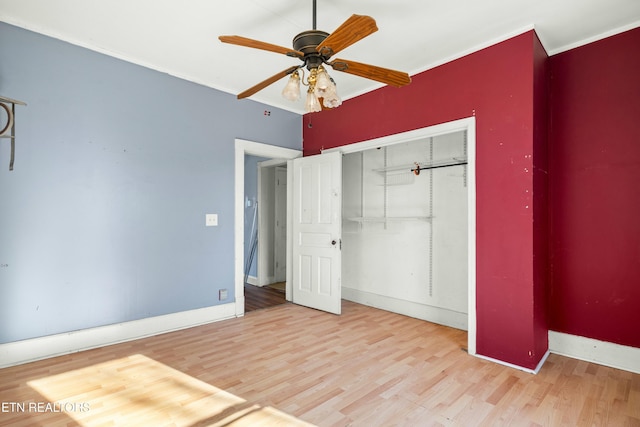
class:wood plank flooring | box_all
[1,300,639,426]
[244,283,286,312]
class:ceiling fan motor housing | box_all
[293,30,330,69]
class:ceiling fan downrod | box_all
[291,0,330,71]
[312,0,317,30]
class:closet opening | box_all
[325,117,476,353]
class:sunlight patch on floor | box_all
[27,353,314,426]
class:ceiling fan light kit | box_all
[219,1,410,113]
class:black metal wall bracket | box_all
[0,95,27,171]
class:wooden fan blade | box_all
[219,35,304,59]
[316,15,378,58]
[329,58,411,87]
[237,66,301,99]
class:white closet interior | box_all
[341,130,469,330]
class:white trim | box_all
[549,331,640,374]
[0,303,236,368]
[7,16,638,110]
[245,275,259,286]
[546,20,640,56]
[344,26,539,102]
[466,119,477,356]
[324,118,475,156]
[286,160,294,301]
[0,17,308,114]
[475,349,551,375]
[325,117,477,357]
[234,139,302,316]
[409,24,535,76]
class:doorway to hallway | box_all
[234,139,301,317]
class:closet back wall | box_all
[342,133,468,330]
[0,23,302,344]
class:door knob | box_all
[331,240,337,245]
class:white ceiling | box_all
[1,0,639,114]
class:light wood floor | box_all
[1,301,639,426]
[244,282,286,312]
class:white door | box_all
[289,151,342,314]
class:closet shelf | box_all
[372,157,467,174]
[347,216,433,223]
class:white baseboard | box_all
[549,331,640,374]
[342,287,468,331]
[475,349,551,374]
[0,303,237,368]
[245,275,258,286]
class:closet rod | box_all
[411,161,468,175]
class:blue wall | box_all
[0,23,302,343]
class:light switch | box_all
[206,213,218,226]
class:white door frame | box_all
[234,139,301,317]
[323,117,477,356]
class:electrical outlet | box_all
[206,213,218,226]
[219,289,228,300]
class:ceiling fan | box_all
[219,0,411,112]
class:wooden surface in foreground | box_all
[244,283,286,312]
[1,300,639,426]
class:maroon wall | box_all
[533,32,550,362]
[304,31,548,370]
[548,27,640,348]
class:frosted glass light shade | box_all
[281,72,301,101]
[305,89,322,112]
[323,91,342,108]
[321,80,342,108]
[314,68,332,97]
